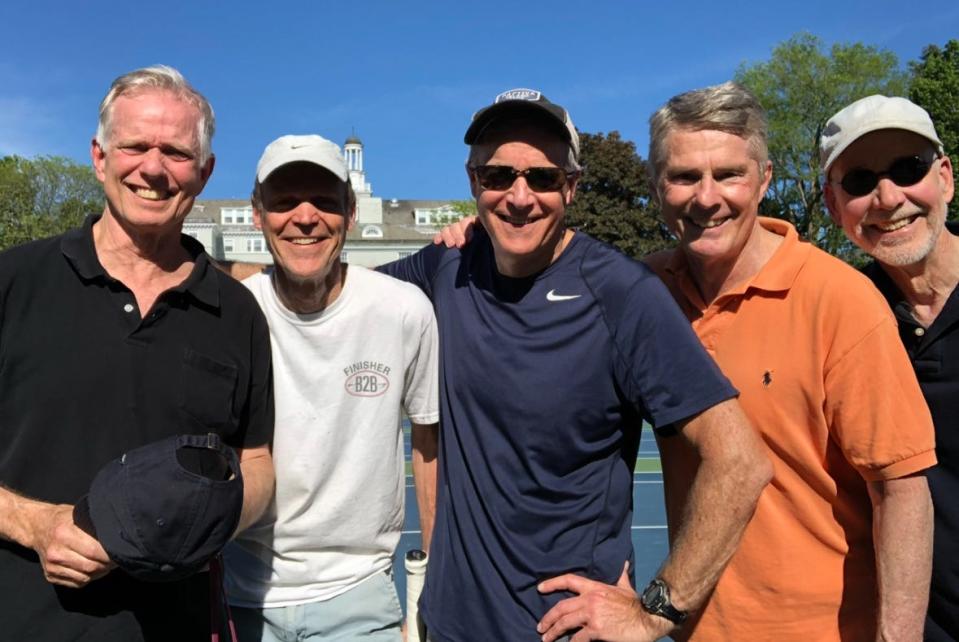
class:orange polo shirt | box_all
[647,217,936,641]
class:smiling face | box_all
[91,89,213,238]
[825,129,954,268]
[254,161,354,301]
[656,127,771,268]
[469,127,577,277]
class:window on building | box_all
[361,225,383,239]
[398,251,412,258]
[223,239,235,253]
[414,209,431,226]
[247,238,264,253]
[222,207,253,226]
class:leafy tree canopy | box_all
[735,32,908,265]
[0,155,102,250]
[567,131,673,258]
[910,39,959,218]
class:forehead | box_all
[662,127,754,167]
[474,127,568,167]
[260,162,344,197]
[109,90,201,138]
[832,130,935,173]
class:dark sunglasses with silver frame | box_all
[471,164,575,193]
[836,150,939,197]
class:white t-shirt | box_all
[225,265,440,607]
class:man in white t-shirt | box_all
[224,135,440,641]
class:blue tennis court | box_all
[392,425,667,612]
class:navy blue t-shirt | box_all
[380,229,736,641]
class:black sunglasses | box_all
[471,165,572,192]
[838,154,936,197]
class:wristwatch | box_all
[640,578,687,624]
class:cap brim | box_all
[464,101,571,145]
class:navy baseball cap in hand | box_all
[73,433,244,582]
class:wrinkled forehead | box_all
[831,129,937,175]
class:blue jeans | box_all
[231,570,403,641]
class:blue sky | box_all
[2,1,957,201]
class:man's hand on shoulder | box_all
[537,564,673,642]
[432,216,479,249]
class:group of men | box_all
[0,63,955,642]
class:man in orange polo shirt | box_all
[434,83,937,641]
[637,82,935,641]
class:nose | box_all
[505,175,535,209]
[289,201,320,226]
[139,148,166,179]
[874,176,906,211]
[693,176,722,209]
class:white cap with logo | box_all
[256,134,349,184]
[820,95,943,176]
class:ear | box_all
[564,171,580,205]
[759,160,773,198]
[198,153,216,189]
[938,155,954,204]
[823,183,842,226]
[648,173,662,208]
[347,201,357,231]
[252,205,263,231]
[91,138,107,182]
[467,164,481,200]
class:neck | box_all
[686,221,782,304]
[880,228,959,323]
[273,262,348,314]
[93,209,191,277]
[495,228,573,278]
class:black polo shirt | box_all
[863,222,959,641]
[0,215,274,641]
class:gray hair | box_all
[466,117,581,173]
[648,81,768,181]
[95,65,215,164]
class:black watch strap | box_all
[640,578,688,624]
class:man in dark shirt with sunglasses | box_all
[379,88,771,642]
[823,95,959,641]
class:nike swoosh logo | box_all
[546,289,582,302]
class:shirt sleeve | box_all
[824,315,936,481]
[236,304,275,449]
[603,267,738,430]
[402,293,440,425]
[376,243,447,299]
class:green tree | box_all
[567,131,672,258]
[0,155,102,250]
[447,199,477,218]
[735,32,908,265]
[910,39,959,219]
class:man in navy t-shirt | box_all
[379,89,771,642]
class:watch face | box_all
[642,581,667,610]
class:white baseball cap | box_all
[255,134,349,184]
[820,95,943,176]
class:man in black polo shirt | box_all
[0,65,275,640]
[822,95,958,640]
